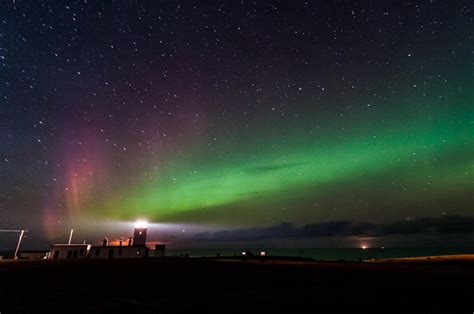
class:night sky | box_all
[0,1,473,248]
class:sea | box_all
[166,247,474,261]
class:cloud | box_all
[244,162,304,174]
[196,215,474,241]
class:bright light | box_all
[260,251,266,257]
[135,220,148,229]
[361,245,367,250]
[241,251,246,256]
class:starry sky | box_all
[0,1,473,248]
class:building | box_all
[49,244,91,259]
[48,220,166,259]
[89,222,155,259]
[17,250,49,260]
[88,236,151,259]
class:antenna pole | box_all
[68,229,74,245]
[14,230,25,259]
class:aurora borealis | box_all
[0,1,472,248]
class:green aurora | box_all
[94,98,472,227]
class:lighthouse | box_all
[133,220,148,246]
[49,219,165,259]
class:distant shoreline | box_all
[365,253,474,263]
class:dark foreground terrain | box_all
[0,258,473,314]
